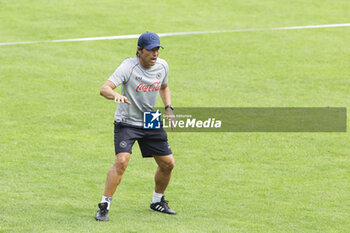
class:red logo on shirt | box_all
[136,81,161,92]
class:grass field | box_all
[1,0,350,232]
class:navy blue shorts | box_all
[114,122,172,158]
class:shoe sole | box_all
[95,217,109,221]
[149,208,176,215]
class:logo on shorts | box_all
[119,141,127,148]
[143,110,161,129]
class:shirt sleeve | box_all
[108,59,131,87]
[161,61,169,85]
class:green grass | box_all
[1,0,350,232]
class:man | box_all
[95,32,176,221]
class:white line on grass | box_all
[1,23,349,46]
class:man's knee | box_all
[114,154,130,174]
[159,158,175,171]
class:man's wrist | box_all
[165,105,174,110]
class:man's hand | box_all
[100,80,131,105]
[114,92,131,104]
[165,108,176,131]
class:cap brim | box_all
[144,44,164,50]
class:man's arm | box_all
[160,84,175,130]
[100,80,131,104]
[159,84,171,106]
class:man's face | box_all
[138,46,160,68]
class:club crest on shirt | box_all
[135,76,142,81]
[156,73,162,80]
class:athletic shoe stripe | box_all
[153,204,166,212]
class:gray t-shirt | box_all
[108,56,169,127]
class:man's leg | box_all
[153,154,175,193]
[96,152,130,221]
[150,154,176,215]
[104,152,131,197]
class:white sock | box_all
[101,196,112,210]
[151,191,164,203]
